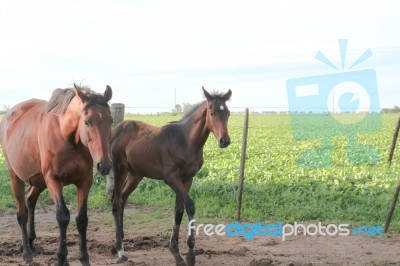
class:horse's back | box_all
[112,120,184,152]
[111,120,159,144]
[111,120,156,158]
[0,99,47,181]
[1,99,46,144]
[111,120,197,179]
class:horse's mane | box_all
[47,85,109,114]
[177,91,228,122]
[179,102,205,121]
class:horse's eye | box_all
[210,112,214,116]
[84,120,91,127]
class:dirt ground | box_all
[0,205,400,266]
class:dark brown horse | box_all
[107,87,232,265]
[0,84,113,266]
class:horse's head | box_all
[203,86,232,148]
[73,84,113,175]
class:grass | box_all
[1,113,400,230]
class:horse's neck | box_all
[183,103,210,152]
[58,98,82,142]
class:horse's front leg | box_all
[170,194,186,266]
[56,199,70,266]
[166,176,196,266]
[76,180,92,266]
[46,175,70,266]
[183,178,195,266]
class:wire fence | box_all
[123,105,391,114]
[112,104,396,169]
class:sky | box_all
[0,0,399,113]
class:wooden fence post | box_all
[237,108,249,221]
[385,183,400,233]
[111,103,125,127]
[385,114,400,232]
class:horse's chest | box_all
[181,154,203,178]
[52,148,92,177]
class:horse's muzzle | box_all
[97,161,112,176]
[219,137,231,148]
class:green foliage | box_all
[122,113,400,228]
[0,113,400,229]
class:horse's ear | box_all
[104,85,113,102]
[223,89,232,101]
[202,86,212,102]
[73,84,89,103]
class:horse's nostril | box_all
[219,138,231,148]
[97,162,102,172]
[97,161,112,175]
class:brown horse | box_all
[0,84,113,266]
[107,87,232,265]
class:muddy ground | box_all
[0,205,400,266]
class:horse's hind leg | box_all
[111,166,128,262]
[112,171,143,262]
[26,184,46,251]
[9,170,33,264]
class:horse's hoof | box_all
[186,252,196,266]
[172,254,186,266]
[79,258,90,266]
[117,255,128,263]
[23,252,33,264]
[176,259,187,266]
[169,246,186,266]
[24,258,33,265]
[79,253,90,266]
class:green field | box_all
[1,113,400,229]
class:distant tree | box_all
[182,103,193,113]
[172,104,182,115]
[382,106,400,114]
[1,104,10,114]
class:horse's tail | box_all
[106,171,115,199]
[389,115,400,167]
